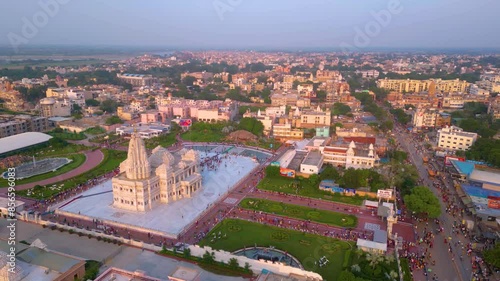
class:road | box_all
[393,125,473,281]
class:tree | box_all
[244,262,251,272]
[228,258,239,269]
[85,99,100,107]
[483,243,500,268]
[100,99,120,113]
[316,90,327,102]
[265,165,280,177]
[319,165,340,181]
[202,251,215,264]
[182,75,197,86]
[183,248,191,258]
[466,138,500,167]
[49,136,67,148]
[105,115,123,125]
[404,186,441,218]
[238,117,264,136]
[332,102,351,116]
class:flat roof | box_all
[469,169,500,185]
[0,132,52,155]
[301,150,323,166]
[170,266,200,281]
[356,238,387,251]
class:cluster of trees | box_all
[332,102,352,116]
[390,108,411,125]
[0,66,57,80]
[463,138,500,167]
[105,115,123,125]
[67,70,133,90]
[404,186,441,218]
[237,117,264,136]
[352,92,394,132]
[226,88,251,102]
[99,99,121,113]
[16,85,48,103]
[337,168,387,192]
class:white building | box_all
[112,133,202,211]
[469,84,490,96]
[39,97,71,117]
[300,150,324,175]
[437,126,478,151]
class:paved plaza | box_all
[59,153,259,237]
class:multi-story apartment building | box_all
[146,98,238,123]
[0,115,49,138]
[377,78,469,93]
[488,99,500,120]
[116,73,153,87]
[412,108,451,129]
[442,95,465,109]
[316,70,342,82]
[272,123,304,140]
[39,98,72,117]
[270,92,311,107]
[437,126,478,151]
[299,107,331,129]
[355,70,380,78]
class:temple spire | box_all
[125,131,151,180]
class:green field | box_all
[240,198,358,228]
[49,132,87,140]
[145,133,178,149]
[21,143,89,157]
[84,126,107,135]
[17,149,126,199]
[199,219,354,281]
[258,175,366,206]
[0,153,86,188]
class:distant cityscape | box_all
[0,47,500,281]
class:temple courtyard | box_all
[58,152,259,238]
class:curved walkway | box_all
[10,149,104,191]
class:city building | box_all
[299,106,331,128]
[0,115,49,138]
[272,123,304,141]
[112,133,202,211]
[300,150,324,175]
[437,126,478,151]
[116,123,171,139]
[488,99,500,120]
[39,98,71,117]
[376,78,469,93]
[355,70,380,78]
[117,73,153,87]
[316,70,342,82]
[412,109,451,129]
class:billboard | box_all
[444,156,465,166]
[179,119,192,128]
[279,168,296,178]
[487,196,500,209]
[377,189,393,199]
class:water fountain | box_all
[2,157,72,179]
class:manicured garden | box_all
[240,198,358,228]
[17,149,126,199]
[145,132,178,149]
[182,122,228,142]
[49,131,87,140]
[84,126,107,135]
[257,173,367,206]
[20,143,89,157]
[199,218,354,281]
[0,153,86,187]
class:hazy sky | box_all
[1,0,499,50]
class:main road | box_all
[393,125,472,281]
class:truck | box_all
[428,169,436,177]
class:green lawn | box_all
[0,153,86,188]
[145,133,177,149]
[240,198,358,228]
[17,149,126,199]
[49,132,87,140]
[199,219,354,281]
[258,175,366,206]
[21,143,89,157]
[84,126,107,135]
[89,133,121,144]
[400,258,412,281]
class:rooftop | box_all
[0,132,53,155]
[301,150,323,166]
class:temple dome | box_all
[150,146,175,167]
